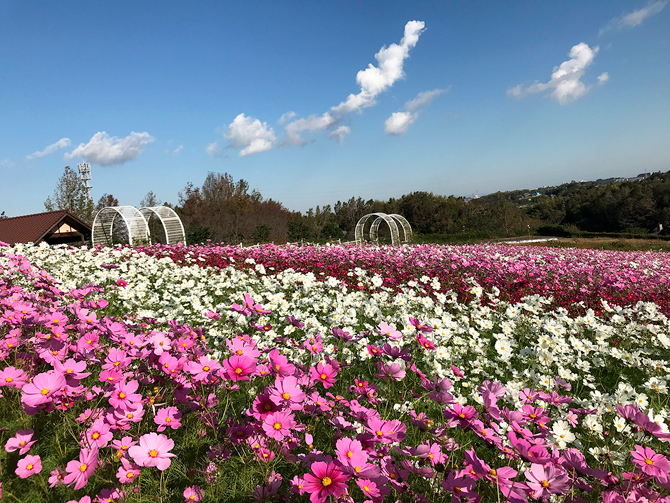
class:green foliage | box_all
[537,224,574,237]
[44,166,94,222]
[253,224,271,243]
[186,224,212,245]
[287,219,310,241]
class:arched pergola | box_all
[92,206,150,246]
[139,206,185,245]
[355,212,412,245]
[369,214,413,243]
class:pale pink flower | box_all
[5,429,36,454]
[15,454,42,478]
[183,485,204,501]
[154,406,182,431]
[63,447,99,490]
[128,432,175,471]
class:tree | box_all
[140,191,161,208]
[44,166,94,222]
[95,193,119,214]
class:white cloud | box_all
[507,43,606,105]
[597,72,610,84]
[206,141,223,158]
[278,111,296,124]
[26,138,71,159]
[384,88,446,136]
[384,112,417,136]
[600,1,667,35]
[65,131,154,166]
[224,20,426,155]
[173,145,184,155]
[224,113,277,156]
[328,125,351,145]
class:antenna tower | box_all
[77,162,92,200]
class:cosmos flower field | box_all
[1,241,669,503]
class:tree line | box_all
[38,166,670,245]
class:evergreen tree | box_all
[44,166,94,222]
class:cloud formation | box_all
[599,1,667,35]
[224,113,277,156]
[65,132,154,166]
[206,141,223,158]
[222,20,426,155]
[26,138,71,159]
[328,125,351,145]
[173,145,184,155]
[507,43,607,105]
[384,88,446,136]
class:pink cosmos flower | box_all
[83,417,113,448]
[378,321,402,341]
[5,429,36,454]
[15,454,42,478]
[262,410,297,441]
[128,432,175,471]
[302,461,351,503]
[49,468,66,487]
[186,356,221,382]
[335,437,364,464]
[66,496,91,503]
[109,380,142,409]
[183,485,204,501]
[154,406,182,431]
[110,436,138,458]
[356,478,381,498]
[630,445,670,478]
[116,457,141,484]
[21,370,66,407]
[310,362,337,388]
[451,365,464,378]
[524,463,570,498]
[269,376,305,409]
[0,366,28,388]
[63,447,99,490]
[268,349,296,376]
[365,417,406,443]
[54,359,91,379]
[222,355,257,382]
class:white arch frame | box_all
[139,206,185,245]
[92,206,150,246]
[369,214,413,243]
[355,212,405,245]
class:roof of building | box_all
[0,209,92,245]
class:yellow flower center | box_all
[149,449,158,458]
[79,463,88,472]
[119,392,126,399]
[282,392,290,400]
[321,477,332,487]
[541,480,549,488]
[40,388,50,395]
[274,422,282,430]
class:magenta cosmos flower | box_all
[15,454,42,478]
[5,429,36,455]
[302,461,351,503]
[128,432,175,471]
[222,355,257,382]
[310,362,337,388]
[630,445,670,477]
[63,447,98,490]
[0,366,28,388]
[262,410,298,441]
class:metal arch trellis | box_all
[355,212,412,245]
[139,206,186,245]
[369,214,413,243]
[92,206,150,246]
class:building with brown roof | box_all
[0,210,92,246]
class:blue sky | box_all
[1,1,668,216]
